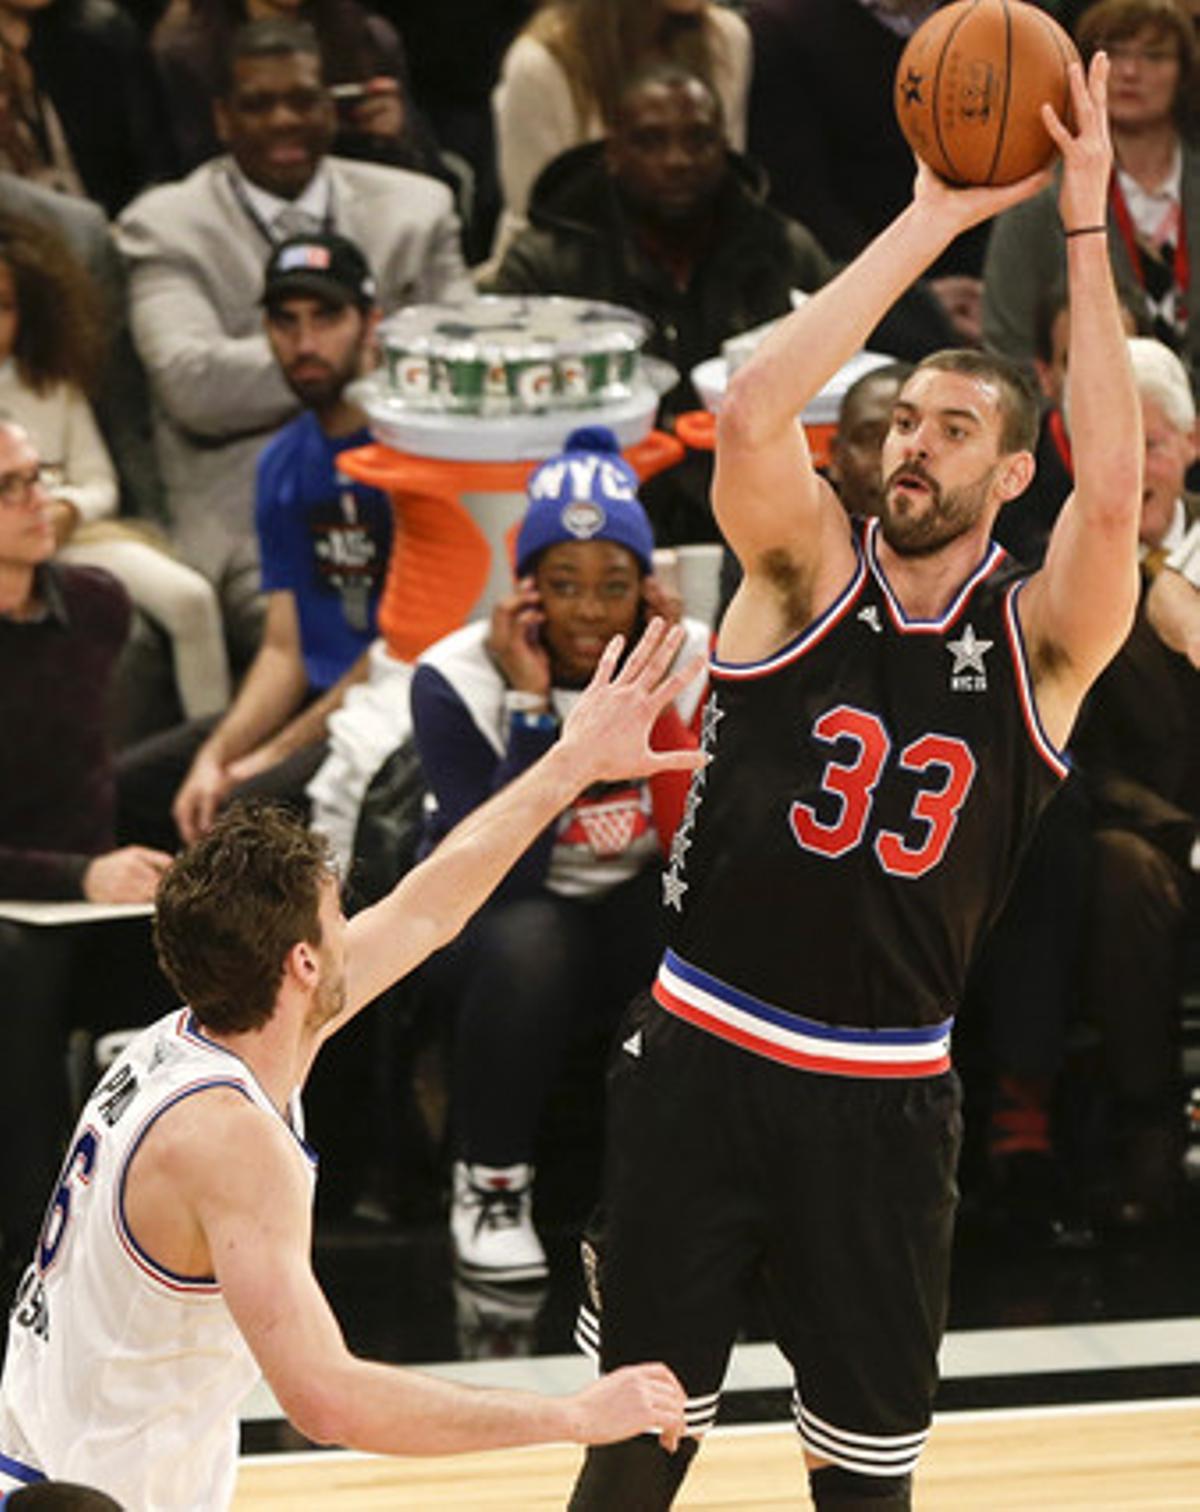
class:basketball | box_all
[893,0,1080,186]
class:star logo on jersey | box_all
[662,868,689,912]
[946,623,993,691]
[857,604,883,634]
[700,694,724,748]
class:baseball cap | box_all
[516,426,654,577]
[260,231,377,310]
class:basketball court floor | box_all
[233,1193,1200,1507]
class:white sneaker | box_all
[450,1161,548,1283]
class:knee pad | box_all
[569,1434,698,1511]
[809,1463,912,1509]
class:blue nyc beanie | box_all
[516,426,655,577]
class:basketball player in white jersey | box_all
[0,620,698,1511]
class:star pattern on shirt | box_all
[700,693,724,747]
[946,623,993,677]
[662,869,689,912]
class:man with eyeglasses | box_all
[0,419,175,1313]
[115,17,472,674]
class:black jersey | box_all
[659,517,1066,1037]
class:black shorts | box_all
[577,993,962,1477]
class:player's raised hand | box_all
[559,617,707,784]
[911,154,1055,235]
[566,1362,688,1452]
[1043,53,1112,233]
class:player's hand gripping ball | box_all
[894,0,1080,185]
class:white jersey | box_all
[0,1007,315,1511]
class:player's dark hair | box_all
[911,349,1040,455]
[7,1485,125,1510]
[154,801,337,1034]
[218,17,323,96]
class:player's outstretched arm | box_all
[713,157,1052,574]
[1019,54,1143,747]
[340,618,705,1020]
[192,1097,686,1455]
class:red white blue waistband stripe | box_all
[652,950,953,1077]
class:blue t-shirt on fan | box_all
[255,413,393,691]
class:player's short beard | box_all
[879,462,997,557]
[308,952,346,1031]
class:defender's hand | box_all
[559,618,707,785]
[566,1363,688,1452]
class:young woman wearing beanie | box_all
[411,426,710,1285]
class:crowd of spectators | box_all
[1,0,1199,1309]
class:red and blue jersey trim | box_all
[1002,578,1071,781]
[114,1077,255,1295]
[652,950,953,1078]
[709,537,868,682]
[865,517,1007,634]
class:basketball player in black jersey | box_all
[570,54,1142,1512]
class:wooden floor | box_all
[234,1400,1200,1508]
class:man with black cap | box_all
[116,231,394,852]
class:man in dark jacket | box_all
[485,63,954,544]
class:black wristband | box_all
[1063,224,1108,238]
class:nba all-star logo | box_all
[946,623,992,692]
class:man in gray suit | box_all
[115,18,473,668]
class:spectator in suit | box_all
[115,17,471,669]
[0,418,174,1307]
[152,0,448,180]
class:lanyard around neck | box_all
[225,166,336,247]
[1109,171,1190,315]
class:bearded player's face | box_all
[878,368,1007,557]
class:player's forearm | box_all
[1062,233,1142,533]
[720,199,956,448]
[301,1359,579,1456]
